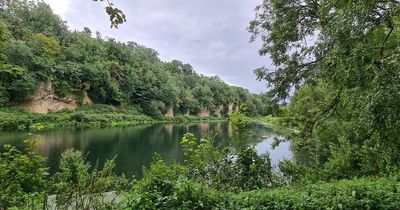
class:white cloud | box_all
[43,0,71,18]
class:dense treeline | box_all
[0,0,276,118]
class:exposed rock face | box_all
[13,80,91,114]
[82,91,93,105]
[185,110,190,116]
[228,103,234,116]
[164,106,174,118]
[215,105,223,117]
[197,107,210,117]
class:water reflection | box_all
[0,122,291,177]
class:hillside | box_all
[0,1,276,119]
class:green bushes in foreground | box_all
[229,177,400,210]
[1,124,400,209]
[122,155,400,210]
[2,138,400,209]
[0,132,129,209]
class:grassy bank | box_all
[251,115,299,135]
[0,105,223,131]
[226,176,400,209]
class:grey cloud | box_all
[61,0,271,93]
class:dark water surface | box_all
[0,122,291,177]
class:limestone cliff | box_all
[197,107,210,117]
[215,105,223,117]
[13,80,91,114]
[228,103,234,116]
[164,106,174,118]
[81,91,93,106]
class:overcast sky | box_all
[43,0,272,93]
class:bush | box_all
[0,130,129,209]
[0,126,48,209]
[121,155,221,210]
[227,177,400,209]
[52,149,130,209]
[123,174,400,209]
[181,133,274,192]
[70,111,88,123]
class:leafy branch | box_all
[93,0,126,28]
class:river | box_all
[0,122,292,177]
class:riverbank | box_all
[0,105,223,131]
[251,115,299,136]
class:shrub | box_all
[70,111,88,123]
[0,127,48,209]
[121,155,221,210]
[227,177,400,209]
[0,127,129,209]
[123,174,400,209]
[52,149,130,209]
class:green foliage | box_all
[70,111,88,124]
[0,124,48,209]
[0,105,225,131]
[227,176,400,210]
[178,106,274,192]
[180,133,223,186]
[229,104,252,148]
[250,0,400,182]
[0,64,36,103]
[0,144,48,209]
[93,0,126,28]
[123,156,400,209]
[122,155,221,210]
[53,149,129,209]
[3,0,400,208]
[0,125,129,209]
[0,105,153,130]
[0,0,270,120]
[0,84,8,106]
[121,108,276,209]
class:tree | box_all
[250,0,400,180]
[0,0,266,118]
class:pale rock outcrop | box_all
[215,105,223,117]
[13,80,91,114]
[164,106,174,118]
[197,107,210,117]
[185,110,190,116]
[82,91,93,105]
[228,103,234,116]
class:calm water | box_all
[0,122,291,177]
